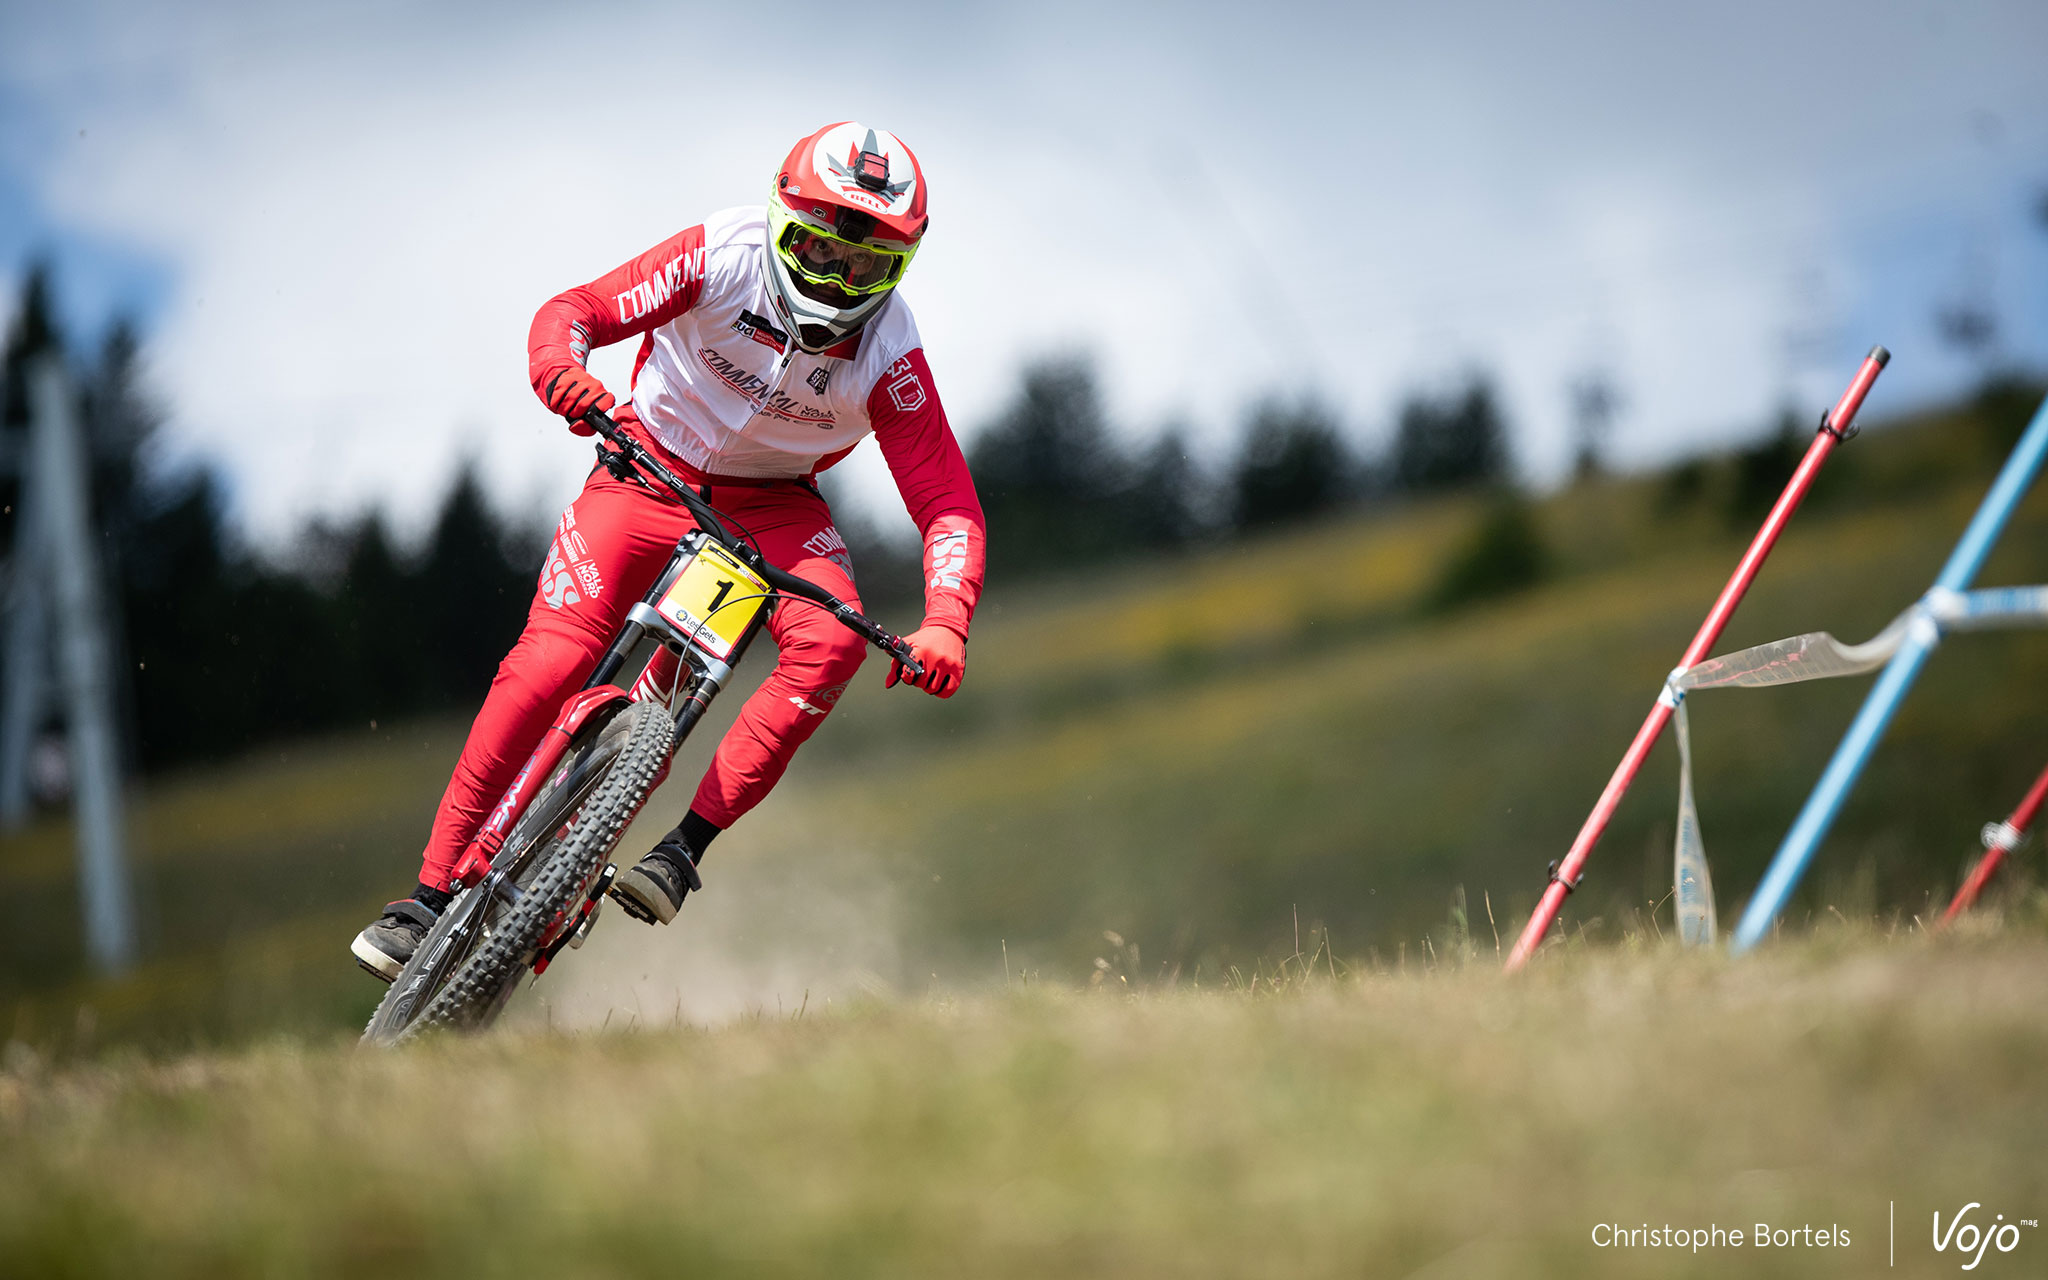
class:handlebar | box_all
[578,408,923,677]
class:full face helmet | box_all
[766,121,928,353]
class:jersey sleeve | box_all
[867,348,987,640]
[527,224,710,407]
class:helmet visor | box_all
[775,223,909,296]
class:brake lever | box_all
[878,628,923,678]
[844,610,922,677]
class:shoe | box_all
[351,898,443,983]
[608,840,703,925]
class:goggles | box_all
[774,222,912,296]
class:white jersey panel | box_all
[630,205,922,479]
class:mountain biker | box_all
[351,122,986,981]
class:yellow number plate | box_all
[654,544,771,661]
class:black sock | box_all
[413,882,453,914]
[662,809,723,865]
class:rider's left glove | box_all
[885,625,966,699]
[543,367,615,434]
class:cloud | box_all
[6,0,2047,542]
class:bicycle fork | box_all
[449,685,631,889]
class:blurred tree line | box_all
[2,270,539,773]
[965,354,1519,581]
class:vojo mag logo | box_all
[1931,1203,2037,1270]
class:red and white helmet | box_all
[766,121,929,353]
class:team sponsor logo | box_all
[885,357,927,413]
[926,528,969,590]
[614,244,707,324]
[539,508,604,610]
[629,660,682,705]
[787,680,850,717]
[698,346,840,426]
[568,321,591,365]
[696,346,773,400]
[540,544,578,609]
[807,366,832,396]
[819,125,916,214]
[802,525,856,580]
[761,391,837,427]
[486,759,537,834]
[733,309,789,354]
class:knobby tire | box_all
[361,698,674,1046]
[363,707,645,1047]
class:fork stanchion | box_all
[1504,347,1890,972]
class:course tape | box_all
[1659,584,2048,947]
[1672,697,1717,946]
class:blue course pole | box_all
[1731,392,2048,952]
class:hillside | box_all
[3,391,2047,1047]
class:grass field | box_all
[4,921,2046,1278]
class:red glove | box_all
[885,625,966,698]
[542,366,614,435]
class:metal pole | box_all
[1505,348,1890,971]
[1730,390,2048,952]
[1942,757,2048,923]
[28,357,136,973]
[0,491,51,827]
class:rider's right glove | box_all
[543,367,615,435]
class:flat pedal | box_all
[608,879,662,925]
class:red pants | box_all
[417,453,867,890]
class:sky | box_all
[3,0,2046,547]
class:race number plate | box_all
[654,543,771,661]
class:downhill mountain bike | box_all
[361,408,920,1046]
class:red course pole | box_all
[1941,757,2048,924]
[1503,347,1890,971]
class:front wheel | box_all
[362,697,675,1046]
